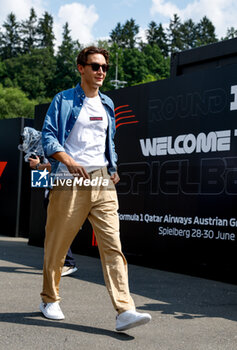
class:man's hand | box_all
[29,155,40,169]
[52,151,89,179]
[67,162,89,179]
[110,172,120,185]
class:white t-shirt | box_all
[58,95,108,175]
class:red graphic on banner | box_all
[115,105,139,129]
[92,230,98,246]
[0,161,7,190]
[0,162,7,177]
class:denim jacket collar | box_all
[74,83,114,112]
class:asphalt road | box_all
[0,235,237,350]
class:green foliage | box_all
[1,12,21,59]
[109,18,139,48]
[221,27,237,41]
[21,8,38,53]
[0,7,234,118]
[37,12,55,52]
[132,74,157,86]
[101,43,170,90]
[122,48,149,85]
[53,22,80,94]
[196,16,218,46]
[101,43,125,91]
[167,14,218,53]
[1,48,57,99]
[146,22,169,57]
[0,60,6,76]
[0,84,37,119]
[168,14,184,53]
[180,19,198,50]
[141,44,170,80]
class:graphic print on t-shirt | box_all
[89,116,103,121]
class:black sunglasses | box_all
[85,62,109,72]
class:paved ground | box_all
[0,235,237,350]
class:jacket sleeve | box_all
[111,109,118,163]
[108,103,118,173]
[41,93,66,158]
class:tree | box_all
[110,22,124,47]
[1,48,57,99]
[146,21,169,57]
[21,8,38,53]
[101,43,125,91]
[110,18,139,48]
[1,12,21,59]
[133,74,157,85]
[0,29,4,57]
[180,19,198,50]
[196,16,218,46]
[54,22,80,93]
[0,84,37,119]
[167,14,184,54]
[141,44,170,80]
[146,21,158,46]
[122,48,149,85]
[0,61,6,77]
[122,18,139,48]
[222,27,237,40]
[37,12,55,52]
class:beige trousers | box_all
[40,167,135,314]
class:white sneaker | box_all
[39,302,65,320]
[61,266,78,277]
[116,310,151,331]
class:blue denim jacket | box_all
[42,83,118,175]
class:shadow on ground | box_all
[1,236,237,325]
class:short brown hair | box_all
[77,46,109,66]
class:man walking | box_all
[40,46,151,331]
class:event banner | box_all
[0,118,33,236]
[107,64,237,274]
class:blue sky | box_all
[0,0,236,47]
